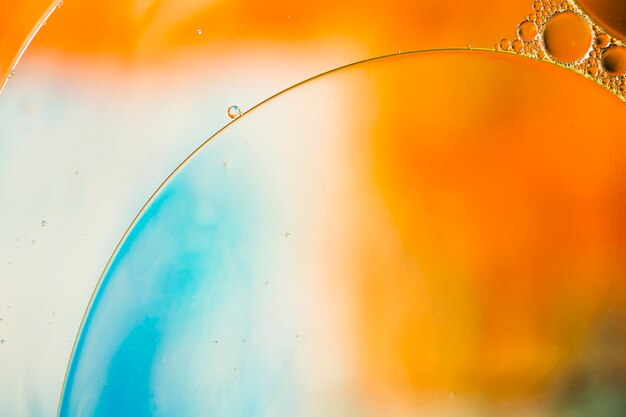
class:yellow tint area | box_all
[347,50,626,405]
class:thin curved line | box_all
[54,46,605,415]
[0,1,61,96]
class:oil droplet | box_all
[518,21,539,41]
[587,65,598,76]
[543,12,592,64]
[602,46,626,76]
[499,39,512,51]
[41,220,47,227]
[512,39,524,53]
[596,33,610,48]
[196,28,203,35]
[227,105,242,119]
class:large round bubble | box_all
[59,50,626,417]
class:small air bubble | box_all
[0,340,5,344]
[518,21,538,41]
[602,46,626,76]
[227,105,242,119]
[596,33,610,48]
[587,65,598,76]
[285,232,290,238]
[499,39,512,51]
[196,28,203,35]
[512,39,524,53]
[41,220,47,227]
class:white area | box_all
[0,38,364,416]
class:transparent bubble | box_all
[596,33,610,48]
[587,65,598,76]
[41,220,47,227]
[543,12,593,64]
[227,105,242,119]
[518,21,539,41]
[602,46,626,76]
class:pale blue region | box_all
[58,141,299,417]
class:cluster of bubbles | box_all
[495,0,626,100]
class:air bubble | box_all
[596,33,610,48]
[196,28,203,35]
[543,12,592,64]
[587,65,598,76]
[602,46,626,76]
[512,39,524,53]
[499,39,512,51]
[227,106,242,119]
[41,220,47,227]
[518,21,539,41]
[533,1,543,12]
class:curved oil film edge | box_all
[0,1,64,97]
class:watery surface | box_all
[1,1,626,416]
[59,50,626,417]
